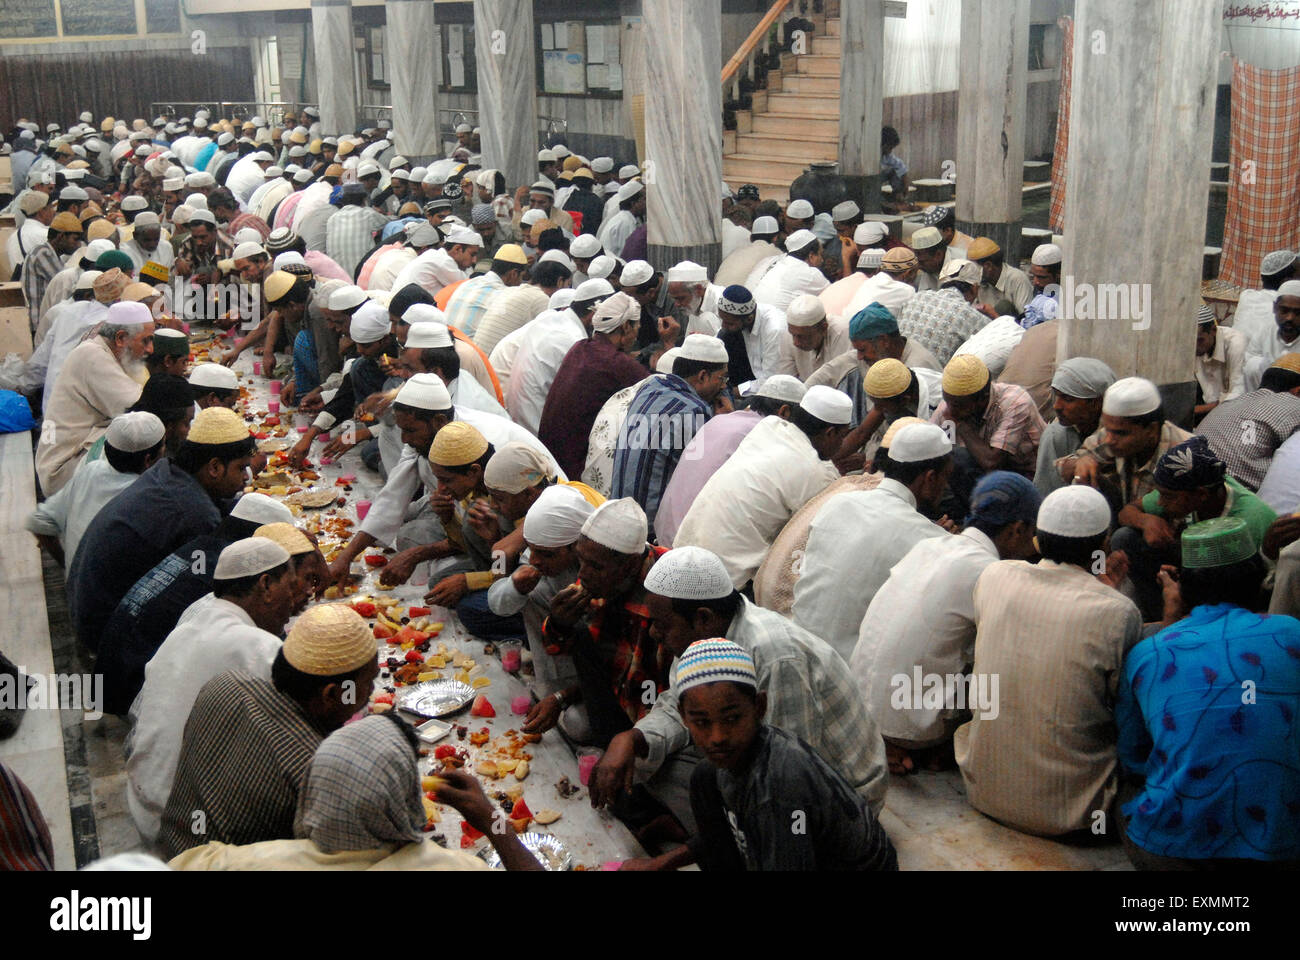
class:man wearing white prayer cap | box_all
[26,411,165,570]
[538,496,672,747]
[663,260,723,338]
[389,220,479,299]
[125,534,299,843]
[610,333,730,539]
[596,179,644,259]
[673,383,846,588]
[714,214,783,289]
[749,227,829,312]
[400,319,509,420]
[189,362,240,410]
[793,422,954,660]
[591,543,889,843]
[36,299,155,494]
[569,233,603,284]
[1227,249,1300,354]
[954,482,1141,838]
[1059,375,1191,510]
[777,292,851,382]
[1032,357,1117,496]
[1243,277,1300,390]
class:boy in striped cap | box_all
[622,638,896,872]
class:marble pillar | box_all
[643,0,723,275]
[386,0,440,161]
[310,0,359,137]
[1060,0,1221,412]
[839,1,885,213]
[474,0,540,192]
[954,0,1029,263]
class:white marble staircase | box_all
[724,13,840,204]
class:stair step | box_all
[735,132,838,160]
[778,74,842,95]
[812,35,840,55]
[766,92,840,116]
[793,54,842,76]
[826,17,841,37]
[751,112,839,138]
[724,153,817,181]
[723,174,791,203]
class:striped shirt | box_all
[325,205,388,279]
[638,597,890,814]
[610,373,712,540]
[159,670,329,859]
[1196,387,1300,490]
[473,284,550,356]
[21,242,66,332]
[443,271,505,338]
[0,763,54,870]
[930,381,1046,477]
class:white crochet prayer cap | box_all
[678,333,728,364]
[643,546,733,600]
[1102,377,1161,418]
[887,423,953,463]
[754,374,806,404]
[580,498,648,554]
[786,294,827,327]
[213,538,291,580]
[105,412,164,453]
[395,373,452,410]
[230,492,295,525]
[349,301,391,344]
[523,485,595,548]
[189,362,238,390]
[405,321,454,349]
[799,385,853,425]
[1037,485,1111,538]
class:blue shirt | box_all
[1117,603,1300,861]
[610,374,711,541]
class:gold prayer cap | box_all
[254,522,315,557]
[264,270,297,303]
[188,407,252,445]
[562,156,584,172]
[100,117,116,132]
[67,159,91,171]
[337,140,356,157]
[881,416,926,449]
[289,130,308,144]
[324,163,345,178]
[573,168,594,180]
[430,421,489,467]
[864,358,913,399]
[530,219,558,244]
[557,170,575,182]
[966,237,1000,261]
[309,138,323,154]
[942,354,991,396]
[50,212,84,233]
[269,126,284,141]
[87,219,118,242]
[881,247,918,272]
[398,201,422,216]
[93,269,129,303]
[140,261,170,283]
[494,244,529,266]
[78,201,103,221]
[282,603,375,676]
[1272,352,1300,375]
[122,282,159,303]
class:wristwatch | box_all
[552,690,568,710]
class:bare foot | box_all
[886,742,916,776]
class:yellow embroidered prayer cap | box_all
[494,244,529,266]
[264,270,297,303]
[430,421,489,467]
[254,522,315,556]
[942,354,990,397]
[188,407,251,445]
[966,237,1000,261]
[864,358,912,400]
[282,603,375,676]
[87,219,119,242]
[1271,352,1300,375]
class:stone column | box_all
[1059,0,1222,416]
[839,1,885,213]
[954,0,1029,263]
[310,0,359,137]
[644,0,723,275]
[474,0,540,191]
[386,0,440,162]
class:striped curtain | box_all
[1219,61,1300,289]
[1048,15,1073,233]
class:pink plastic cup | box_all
[269,380,282,395]
[578,752,600,786]
[181,322,191,334]
[355,500,372,522]
[253,360,262,376]
[267,399,280,414]
[501,641,522,674]
[511,695,531,716]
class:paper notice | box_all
[587,64,608,88]
[586,25,605,63]
[449,55,465,88]
[607,63,623,91]
[541,23,554,50]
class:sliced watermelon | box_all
[460,821,484,848]
[363,554,388,567]
[469,694,495,718]
[373,623,396,640]
[511,798,533,821]
[351,601,377,618]
[408,606,432,618]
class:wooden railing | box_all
[721,0,815,103]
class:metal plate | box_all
[479,832,573,872]
[398,679,475,719]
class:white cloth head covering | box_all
[785,229,818,253]
[106,301,153,326]
[443,226,483,247]
[751,216,780,236]
[581,498,648,554]
[857,248,885,269]
[213,538,291,580]
[401,303,448,327]
[105,411,164,453]
[754,374,806,404]
[887,423,953,463]
[1031,243,1063,266]
[785,294,827,327]
[549,289,577,311]
[1102,377,1161,417]
[75,270,104,291]
[272,251,305,271]
[831,200,861,222]
[615,180,644,203]
[1037,485,1111,537]
[328,285,367,312]
[570,234,602,259]
[656,347,682,374]
[587,255,618,280]
[1261,249,1298,277]
[678,333,728,364]
[350,301,392,344]
[189,362,238,390]
[232,241,266,261]
[395,372,452,411]
[591,157,615,174]
[1277,279,1300,298]
[1052,358,1117,400]
[940,258,981,285]
[619,164,641,179]
[231,492,295,525]
[572,278,615,303]
[620,260,654,286]
[405,321,454,349]
[591,291,641,333]
[643,546,733,600]
[854,222,889,246]
[799,384,853,425]
[666,261,708,284]
[484,442,556,494]
[537,249,576,270]
[787,199,814,219]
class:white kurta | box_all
[673,416,838,587]
[776,312,853,381]
[851,527,999,745]
[121,238,175,275]
[844,273,917,318]
[24,456,137,568]
[504,308,587,434]
[391,248,466,300]
[750,255,831,311]
[792,478,950,662]
[226,155,269,203]
[125,594,282,842]
[736,303,788,384]
[596,210,638,260]
[715,239,781,289]
[449,373,509,419]
[1231,288,1278,348]
[1245,324,1300,391]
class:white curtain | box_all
[883,0,962,97]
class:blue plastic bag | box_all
[0,389,36,434]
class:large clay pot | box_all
[789,160,848,215]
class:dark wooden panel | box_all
[0,46,255,132]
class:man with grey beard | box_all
[36,300,154,495]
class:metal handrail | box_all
[150,102,315,128]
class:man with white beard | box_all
[36,300,154,495]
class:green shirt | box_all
[1141,477,1277,549]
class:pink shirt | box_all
[654,410,762,547]
[930,381,1045,477]
[304,250,353,284]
